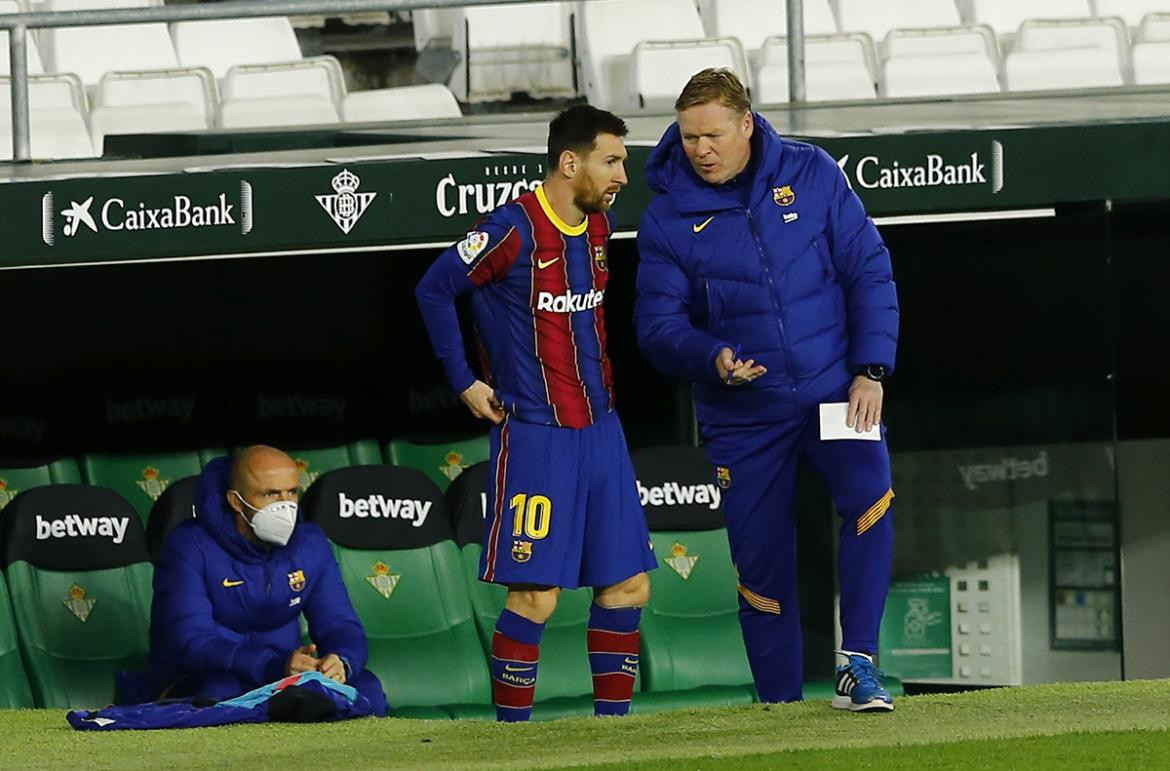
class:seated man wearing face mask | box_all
[135,445,387,714]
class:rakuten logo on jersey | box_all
[535,289,605,313]
[337,493,432,528]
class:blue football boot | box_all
[832,651,894,712]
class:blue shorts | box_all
[479,411,657,589]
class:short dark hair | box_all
[547,105,628,170]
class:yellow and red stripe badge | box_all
[857,488,895,536]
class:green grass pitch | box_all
[3,680,1169,769]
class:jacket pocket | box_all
[812,238,845,315]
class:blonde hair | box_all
[674,68,751,113]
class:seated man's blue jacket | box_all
[146,457,369,692]
[634,113,899,427]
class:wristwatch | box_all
[859,364,886,382]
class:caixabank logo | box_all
[836,140,1005,195]
[41,180,254,246]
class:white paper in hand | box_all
[818,402,880,441]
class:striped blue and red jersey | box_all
[415,186,617,429]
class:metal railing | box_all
[0,0,808,162]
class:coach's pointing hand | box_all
[461,380,506,424]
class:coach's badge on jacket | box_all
[773,185,796,206]
[288,569,306,592]
[457,231,489,264]
[512,539,533,563]
[715,466,732,489]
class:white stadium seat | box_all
[342,83,462,122]
[41,0,177,87]
[1093,0,1170,28]
[1140,11,1170,40]
[219,56,344,129]
[756,33,877,102]
[631,37,750,110]
[412,8,458,50]
[449,2,575,102]
[171,18,302,81]
[835,0,962,42]
[697,0,837,59]
[882,52,1001,96]
[0,73,95,159]
[89,66,216,153]
[882,24,998,59]
[1004,46,1124,90]
[578,0,706,110]
[0,0,45,75]
[969,0,1094,36]
[1132,40,1170,81]
[1017,17,1130,78]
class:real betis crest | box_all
[366,561,400,600]
[63,584,96,622]
[135,466,170,501]
[664,542,699,580]
[439,451,469,482]
[295,458,319,490]
[0,479,17,510]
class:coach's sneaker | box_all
[832,651,894,712]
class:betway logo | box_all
[958,451,1049,491]
[41,181,253,246]
[535,289,604,313]
[36,514,129,544]
[337,493,432,528]
[637,481,721,510]
[836,141,1004,194]
[435,163,543,218]
[106,396,195,425]
[0,416,47,443]
[258,394,346,424]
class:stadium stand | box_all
[1005,18,1128,90]
[82,449,220,524]
[0,458,82,512]
[411,6,459,51]
[144,474,196,563]
[41,0,178,89]
[1,485,152,708]
[968,0,1094,39]
[755,33,877,102]
[301,464,491,719]
[881,27,1002,97]
[577,0,706,110]
[1134,12,1170,83]
[836,0,962,43]
[697,0,838,64]
[88,66,216,154]
[0,571,35,708]
[0,74,95,160]
[448,2,576,103]
[342,82,462,121]
[632,36,750,109]
[276,440,384,491]
[170,16,303,81]
[385,435,488,492]
[1092,0,1170,27]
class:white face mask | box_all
[232,493,298,547]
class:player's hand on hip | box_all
[715,347,767,386]
[317,653,347,684]
[286,644,320,676]
[460,380,506,424]
[847,376,883,433]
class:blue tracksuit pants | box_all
[702,403,895,703]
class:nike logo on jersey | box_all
[692,216,715,233]
[536,256,561,269]
[504,664,534,673]
[222,578,244,588]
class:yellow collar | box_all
[536,185,587,236]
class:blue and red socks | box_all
[490,608,544,722]
[586,604,642,716]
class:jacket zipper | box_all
[745,208,796,393]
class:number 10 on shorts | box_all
[511,494,552,539]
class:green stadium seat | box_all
[82,450,222,524]
[1,485,152,708]
[632,447,756,706]
[280,440,383,491]
[0,458,82,512]
[0,570,34,708]
[446,462,598,720]
[144,476,198,562]
[385,435,489,492]
[301,465,491,719]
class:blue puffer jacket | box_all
[146,458,368,692]
[634,113,899,427]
